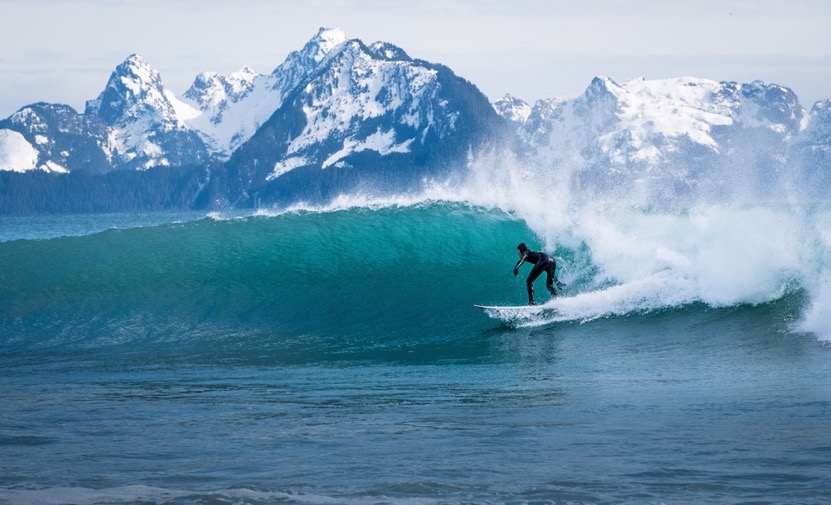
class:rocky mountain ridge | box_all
[1,27,829,212]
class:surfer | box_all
[513,243,565,305]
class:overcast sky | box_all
[1,0,830,118]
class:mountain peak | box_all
[273,26,347,75]
[232,66,258,81]
[86,53,172,125]
[185,65,260,113]
[493,94,532,123]
[586,76,622,98]
[113,54,162,95]
[122,53,149,70]
[313,27,347,50]
[78,54,208,170]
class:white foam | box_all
[795,211,831,342]
[256,191,452,216]
[800,282,831,343]
[462,147,831,339]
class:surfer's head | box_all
[517,243,528,253]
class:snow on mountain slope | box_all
[166,90,200,122]
[0,129,39,172]
[802,99,831,149]
[0,103,108,174]
[606,77,733,155]
[183,67,275,155]
[85,54,208,170]
[0,26,484,179]
[493,94,532,123]
[497,76,806,166]
[2,23,828,212]
[211,29,503,207]
[183,27,348,156]
[489,76,812,204]
[183,66,258,114]
[789,99,831,193]
[270,38,446,178]
[85,54,176,126]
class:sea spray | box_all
[796,209,831,342]
[436,145,831,340]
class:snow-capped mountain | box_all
[494,76,816,202]
[0,54,209,174]
[183,28,350,156]
[261,36,484,176]
[795,99,831,154]
[84,54,208,170]
[500,76,804,163]
[0,27,503,209]
[0,26,498,182]
[789,99,831,190]
[2,27,830,213]
[183,66,258,124]
[205,30,503,206]
[0,102,110,174]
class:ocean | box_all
[2,194,831,504]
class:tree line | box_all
[0,166,211,215]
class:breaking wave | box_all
[444,147,831,340]
[2,146,830,362]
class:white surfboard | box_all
[473,303,553,311]
[474,304,534,310]
[474,301,561,327]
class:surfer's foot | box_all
[556,281,566,289]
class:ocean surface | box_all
[2,196,831,505]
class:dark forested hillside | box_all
[0,167,210,215]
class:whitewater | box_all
[2,152,831,504]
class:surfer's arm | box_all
[513,252,527,276]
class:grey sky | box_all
[1,0,830,118]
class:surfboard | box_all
[473,304,549,311]
[474,302,559,325]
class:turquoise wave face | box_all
[1,204,568,364]
[0,202,819,367]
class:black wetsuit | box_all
[514,250,560,305]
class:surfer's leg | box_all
[526,263,544,305]
[549,259,566,290]
[526,279,535,305]
[544,262,558,297]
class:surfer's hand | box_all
[513,268,518,277]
